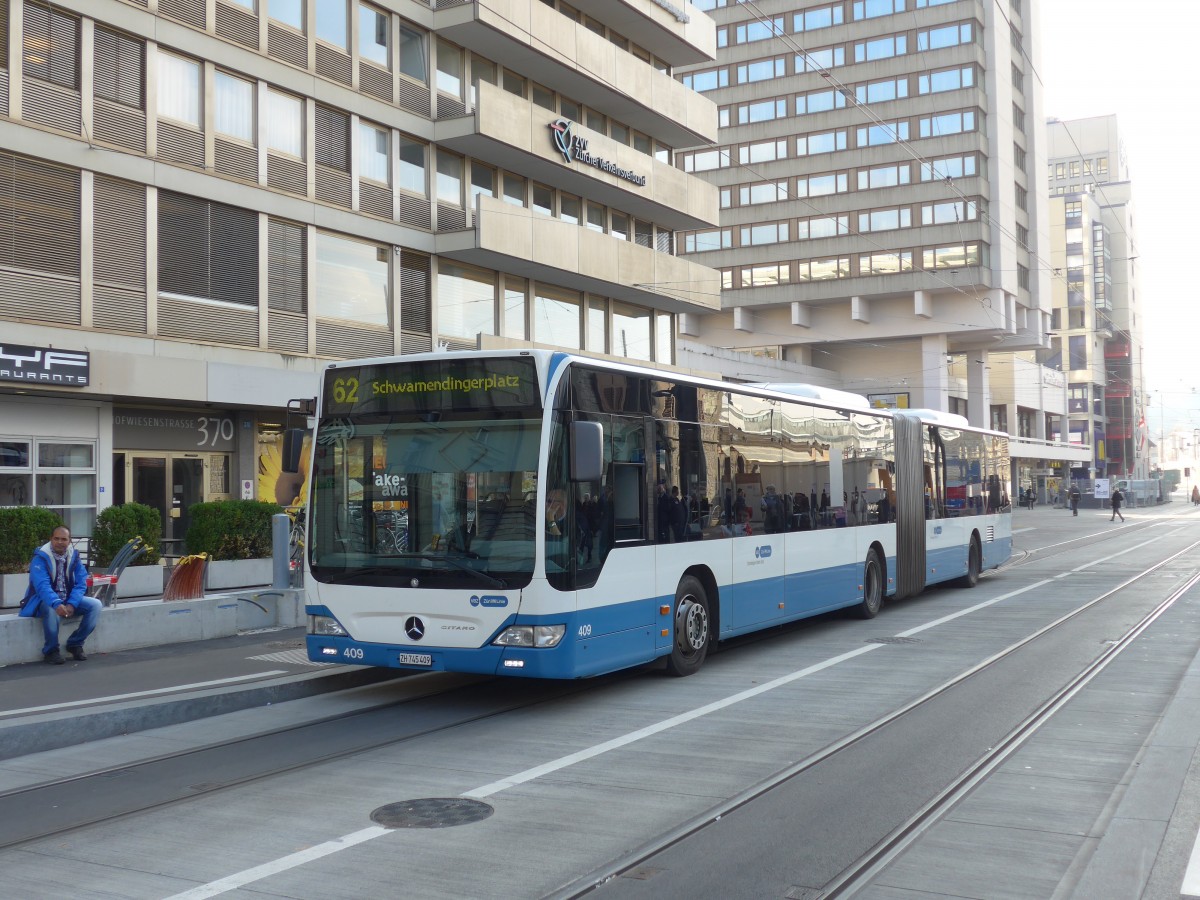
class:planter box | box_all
[0,573,29,609]
[205,558,272,592]
[109,565,165,599]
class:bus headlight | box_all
[493,624,565,648]
[310,615,348,636]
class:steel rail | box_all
[552,537,1200,898]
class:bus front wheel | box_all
[957,536,982,588]
[854,548,884,619]
[666,576,710,677]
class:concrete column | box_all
[257,80,269,185]
[146,187,158,336]
[790,302,809,328]
[733,307,754,332]
[258,212,269,348]
[678,313,702,336]
[914,290,932,319]
[81,19,95,143]
[920,334,949,411]
[81,171,93,329]
[851,296,869,323]
[9,0,23,119]
[145,42,158,159]
[967,354,991,430]
[350,113,361,211]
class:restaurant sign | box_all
[0,343,90,387]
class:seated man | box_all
[20,525,102,665]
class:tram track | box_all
[4,521,1196,880]
[555,537,1200,898]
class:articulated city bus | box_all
[293,349,1011,679]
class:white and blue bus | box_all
[294,350,1011,679]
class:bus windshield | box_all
[308,356,542,589]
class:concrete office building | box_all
[1045,115,1146,481]
[673,0,1054,428]
[0,0,720,543]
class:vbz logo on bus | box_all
[754,545,772,559]
[470,595,510,608]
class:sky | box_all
[1037,1,1200,435]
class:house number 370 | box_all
[197,417,234,447]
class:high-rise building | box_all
[674,0,1052,426]
[0,0,720,540]
[1044,115,1146,480]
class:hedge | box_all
[91,503,162,568]
[0,507,64,574]
[185,499,283,560]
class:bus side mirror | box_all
[282,428,305,474]
[570,421,604,482]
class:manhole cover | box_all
[865,636,921,644]
[371,798,494,829]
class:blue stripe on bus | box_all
[306,558,887,679]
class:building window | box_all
[503,276,527,340]
[158,190,259,306]
[315,106,350,171]
[359,3,389,67]
[398,135,427,195]
[1068,335,1087,370]
[214,72,255,143]
[612,302,652,361]
[359,122,389,183]
[0,152,80,277]
[656,313,673,363]
[535,286,582,349]
[399,23,427,83]
[469,163,495,204]
[436,40,463,98]
[438,262,495,340]
[267,90,303,157]
[1017,264,1029,289]
[1015,184,1027,211]
[1013,142,1026,169]
[156,52,201,128]
[23,1,79,89]
[587,297,606,354]
[314,231,390,326]
[0,440,97,535]
[436,150,463,205]
[94,27,143,109]
[269,0,303,30]
[315,0,348,50]
[268,219,306,314]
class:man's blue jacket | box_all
[19,541,88,618]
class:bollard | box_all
[272,514,291,589]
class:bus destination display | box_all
[323,358,540,415]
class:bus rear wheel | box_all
[957,536,982,588]
[666,575,710,677]
[854,548,884,619]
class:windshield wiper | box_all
[408,552,508,588]
[314,556,507,588]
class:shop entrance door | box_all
[123,453,233,549]
[131,455,169,540]
[172,456,205,543]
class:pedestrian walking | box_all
[1069,484,1080,516]
[1192,485,1199,506]
[1110,486,1125,522]
[19,525,101,664]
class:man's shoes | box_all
[44,650,65,665]
[67,645,87,661]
